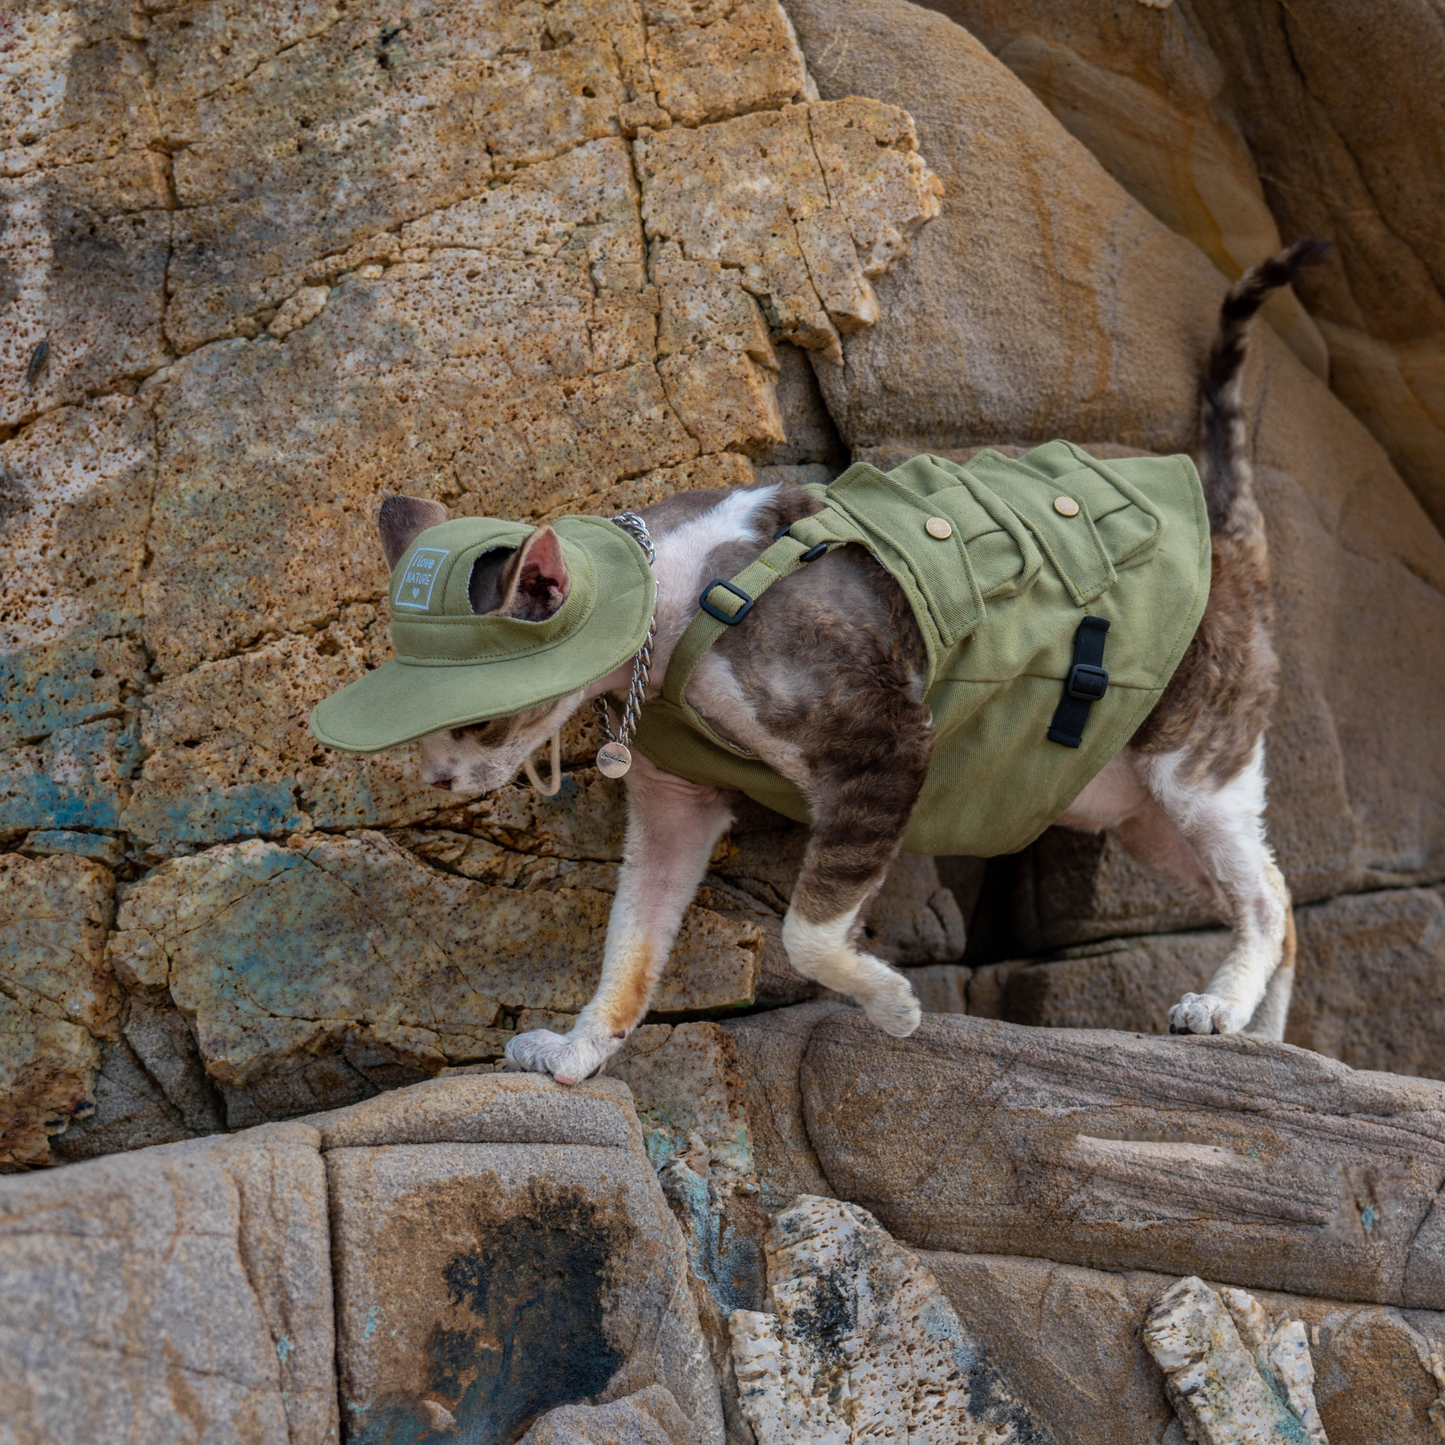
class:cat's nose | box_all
[431,776,454,791]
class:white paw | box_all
[861,970,922,1038]
[503,1028,613,1085]
[1168,992,1248,1036]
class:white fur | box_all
[1058,740,1290,1039]
[781,905,921,1037]
[647,484,780,679]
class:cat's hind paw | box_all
[1168,992,1248,1036]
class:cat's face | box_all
[416,694,580,794]
[376,495,576,796]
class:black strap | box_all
[1047,615,1110,748]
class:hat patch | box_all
[394,548,449,610]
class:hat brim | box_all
[309,516,654,754]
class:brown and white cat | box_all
[376,242,1327,1085]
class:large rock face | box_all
[0,0,944,1149]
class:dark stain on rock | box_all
[355,1178,638,1445]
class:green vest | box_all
[632,442,1210,856]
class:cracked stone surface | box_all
[0,852,118,1167]
[728,1194,1051,1443]
[0,0,939,1148]
[1144,1276,1327,1444]
[106,829,762,1095]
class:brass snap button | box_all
[925,516,953,539]
[1053,495,1080,517]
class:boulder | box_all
[317,1073,724,1445]
[924,1250,1445,1445]
[0,1122,337,1445]
[0,853,119,1166]
[785,0,1445,907]
[800,1010,1445,1308]
[729,1194,1052,1443]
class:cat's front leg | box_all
[505,754,734,1084]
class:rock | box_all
[107,830,761,1095]
[721,1001,847,1212]
[1144,1276,1326,1444]
[864,853,967,965]
[0,853,119,1166]
[923,1250,1445,1445]
[521,1386,696,1445]
[47,1036,197,1164]
[0,1122,337,1444]
[751,342,848,471]
[913,0,1326,376]
[323,1073,723,1445]
[786,0,1445,905]
[1177,0,1445,534]
[0,395,152,752]
[979,887,1445,1082]
[0,157,171,430]
[20,829,126,867]
[728,1194,1051,1443]
[907,963,971,1015]
[799,1009,1445,1308]
[638,98,941,364]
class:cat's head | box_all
[379,495,584,794]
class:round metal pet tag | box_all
[597,741,633,778]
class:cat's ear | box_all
[378,494,448,570]
[497,525,571,622]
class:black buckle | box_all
[774,523,827,563]
[1066,662,1109,702]
[699,579,754,625]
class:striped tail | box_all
[1199,238,1332,534]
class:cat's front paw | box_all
[862,969,922,1038]
[1168,992,1247,1036]
[503,1028,613,1086]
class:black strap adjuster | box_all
[1047,616,1110,748]
[699,579,754,625]
[1066,662,1109,702]
[773,524,827,563]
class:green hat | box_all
[310,514,655,754]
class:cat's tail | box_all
[1199,238,1332,537]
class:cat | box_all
[373,241,1329,1085]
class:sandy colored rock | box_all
[0,1121,336,1445]
[326,1075,723,1445]
[915,0,1326,376]
[0,157,171,428]
[1144,1276,1325,1444]
[645,0,809,128]
[924,1250,1445,1445]
[0,396,153,750]
[520,1387,695,1445]
[638,98,940,362]
[0,853,118,1166]
[1176,0,1445,534]
[721,1001,846,1212]
[108,831,761,1089]
[801,1010,1445,1308]
[788,0,1445,902]
[729,1194,1051,1443]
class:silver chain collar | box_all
[593,510,657,779]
